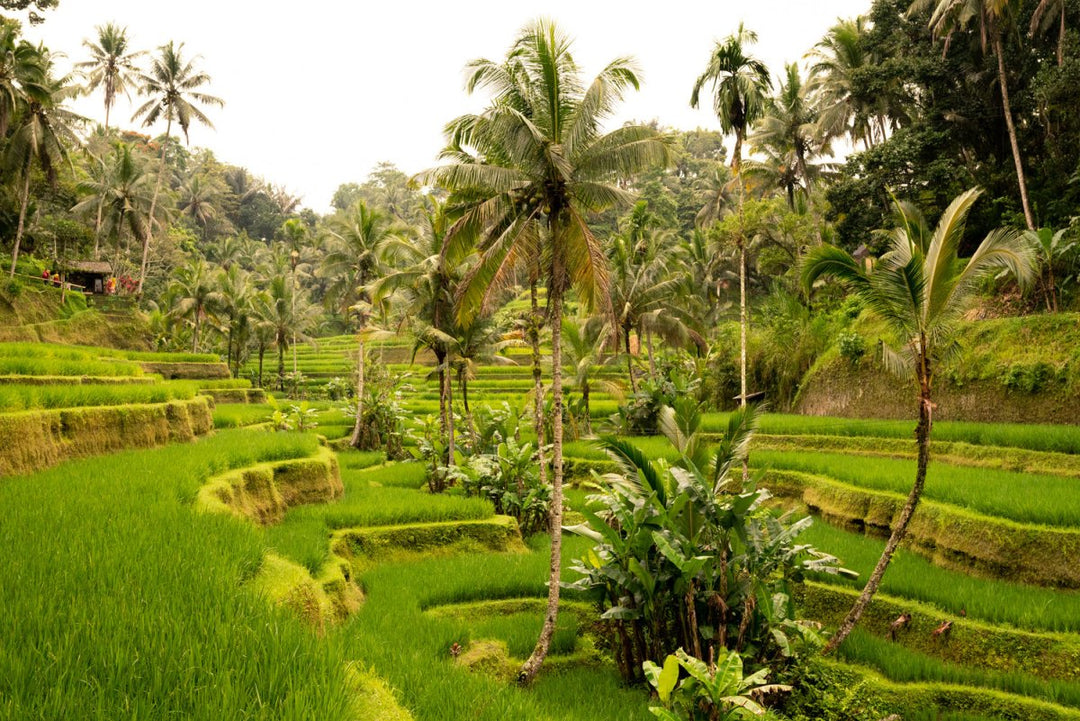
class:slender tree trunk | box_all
[192,312,201,354]
[104,102,111,133]
[731,129,743,175]
[92,199,105,260]
[625,326,636,394]
[138,115,172,296]
[1058,4,1066,67]
[9,168,31,277]
[519,280,565,685]
[350,330,365,448]
[446,362,455,465]
[583,380,591,436]
[739,242,748,411]
[992,34,1036,231]
[226,325,234,376]
[530,279,547,488]
[646,327,656,379]
[278,339,285,392]
[823,359,933,654]
[258,346,265,388]
[291,266,298,377]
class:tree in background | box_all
[76,23,143,132]
[803,187,1034,652]
[132,41,223,294]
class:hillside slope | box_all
[794,313,1080,424]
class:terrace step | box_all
[823,660,1080,720]
[198,387,267,404]
[331,516,526,562]
[798,581,1080,682]
[140,360,231,380]
[765,469,1080,588]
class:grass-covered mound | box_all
[795,313,1080,424]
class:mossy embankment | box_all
[795,313,1080,423]
[0,285,152,349]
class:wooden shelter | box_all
[63,260,112,294]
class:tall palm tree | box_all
[561,315,617,437]
[809,17,881,149]
[421,19,671,683]
[76,23,143,131]
[372,198,462,462]
[690,23,772,175]
[281,217,310,377]
[177,171,228,239]
[168,256,219,353]
[751,63,826,200]
[0,22,46,141]
[803,188,1034,652]
[691,25,771,419]
[132,41,223,294]
[909,0,1035,230]
[7,58,83,277]
[319,201,407,447]
[217,264,253,376]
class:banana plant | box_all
[644,648,790,720]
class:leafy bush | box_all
[568,402,849,684]
[324,376,352,401]
[836,332,867,366]
[999,361,1058,394]
[609,360,699,435]
[644,648,788,721]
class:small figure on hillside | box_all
[450,642,462,659]
[106,277,116,295]
[51,272,60,288]
[931,620,953,638]
[41,268,50,283]
[959,607,966,617]
[888,612,912,641]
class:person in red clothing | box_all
[41,268,50,283]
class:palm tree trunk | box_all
[625,326,636,394]
[291,266,298,376]
[9,167,32,278]
[739,243,748,409]
[350,331,365,448]
[192,312,201,354]
[446,363,455,465]
[278,339,285,392]
[258,346,265,388]
[823,360,932,654]
[93,199,105,260]
[731,128,743,174]
[1058,3,1065,67]
[531,278,547,487]
[646,327,656,379]
[519,281,565,686]
[583,380,592,436]
[138,115,172,296]
[992,34,1035,231]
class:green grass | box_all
[839,629,1080,709]
[801,521,1080,633]
[698,412,1080,454]
[0,355,143,377]
[755,449,1080,527]
[0,430,354,721]
[0,381,197,412]
[0,341,218,364]
[213,403,273,428]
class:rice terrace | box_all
[4,1,1080,719]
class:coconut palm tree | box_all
[690,23,772,175]
[0,22,46,141]
[803,187,1034,652]
[76,22,143,131]
[420,19,671,683]
[909,0,1035,230]
[73,141,159,272]
[168,256,219,353]
[319,201,407,447]
[561,315,617,437]
[809,17,881,149]
[372,198,462,461]
[217,264,253,376]
[132,41,223,294]
[7,58,83,277]
[751,63,827,200]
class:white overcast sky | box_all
[24,1,871,213]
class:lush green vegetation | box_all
[0,380,196,411]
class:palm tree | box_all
[803,188,1034,652]
[319,201,406,447]
[177,171,228,240]
[132,41,223,294]
[73,141,159,272]
[76,23,143,131]
[751,63,827,201]
[372,198,461,462]
[449,314,519,440]
[909,0,1035,230]
[7,58,83,277]
[690,23,772,174]
[809,17,881,149]
[217,264,253,376]
[168,257,219,353]
[1030,0,1067,66]
[561,315,617,436]
[280,217,310,377]
[0,22,46,141]
[421,19,671,683]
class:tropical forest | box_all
[5,0,1080,719]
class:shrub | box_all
[837,332,867,366]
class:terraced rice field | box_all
[6,338,1080,720]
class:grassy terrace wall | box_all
[0,396,213,477]
[795,313,1080,424]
